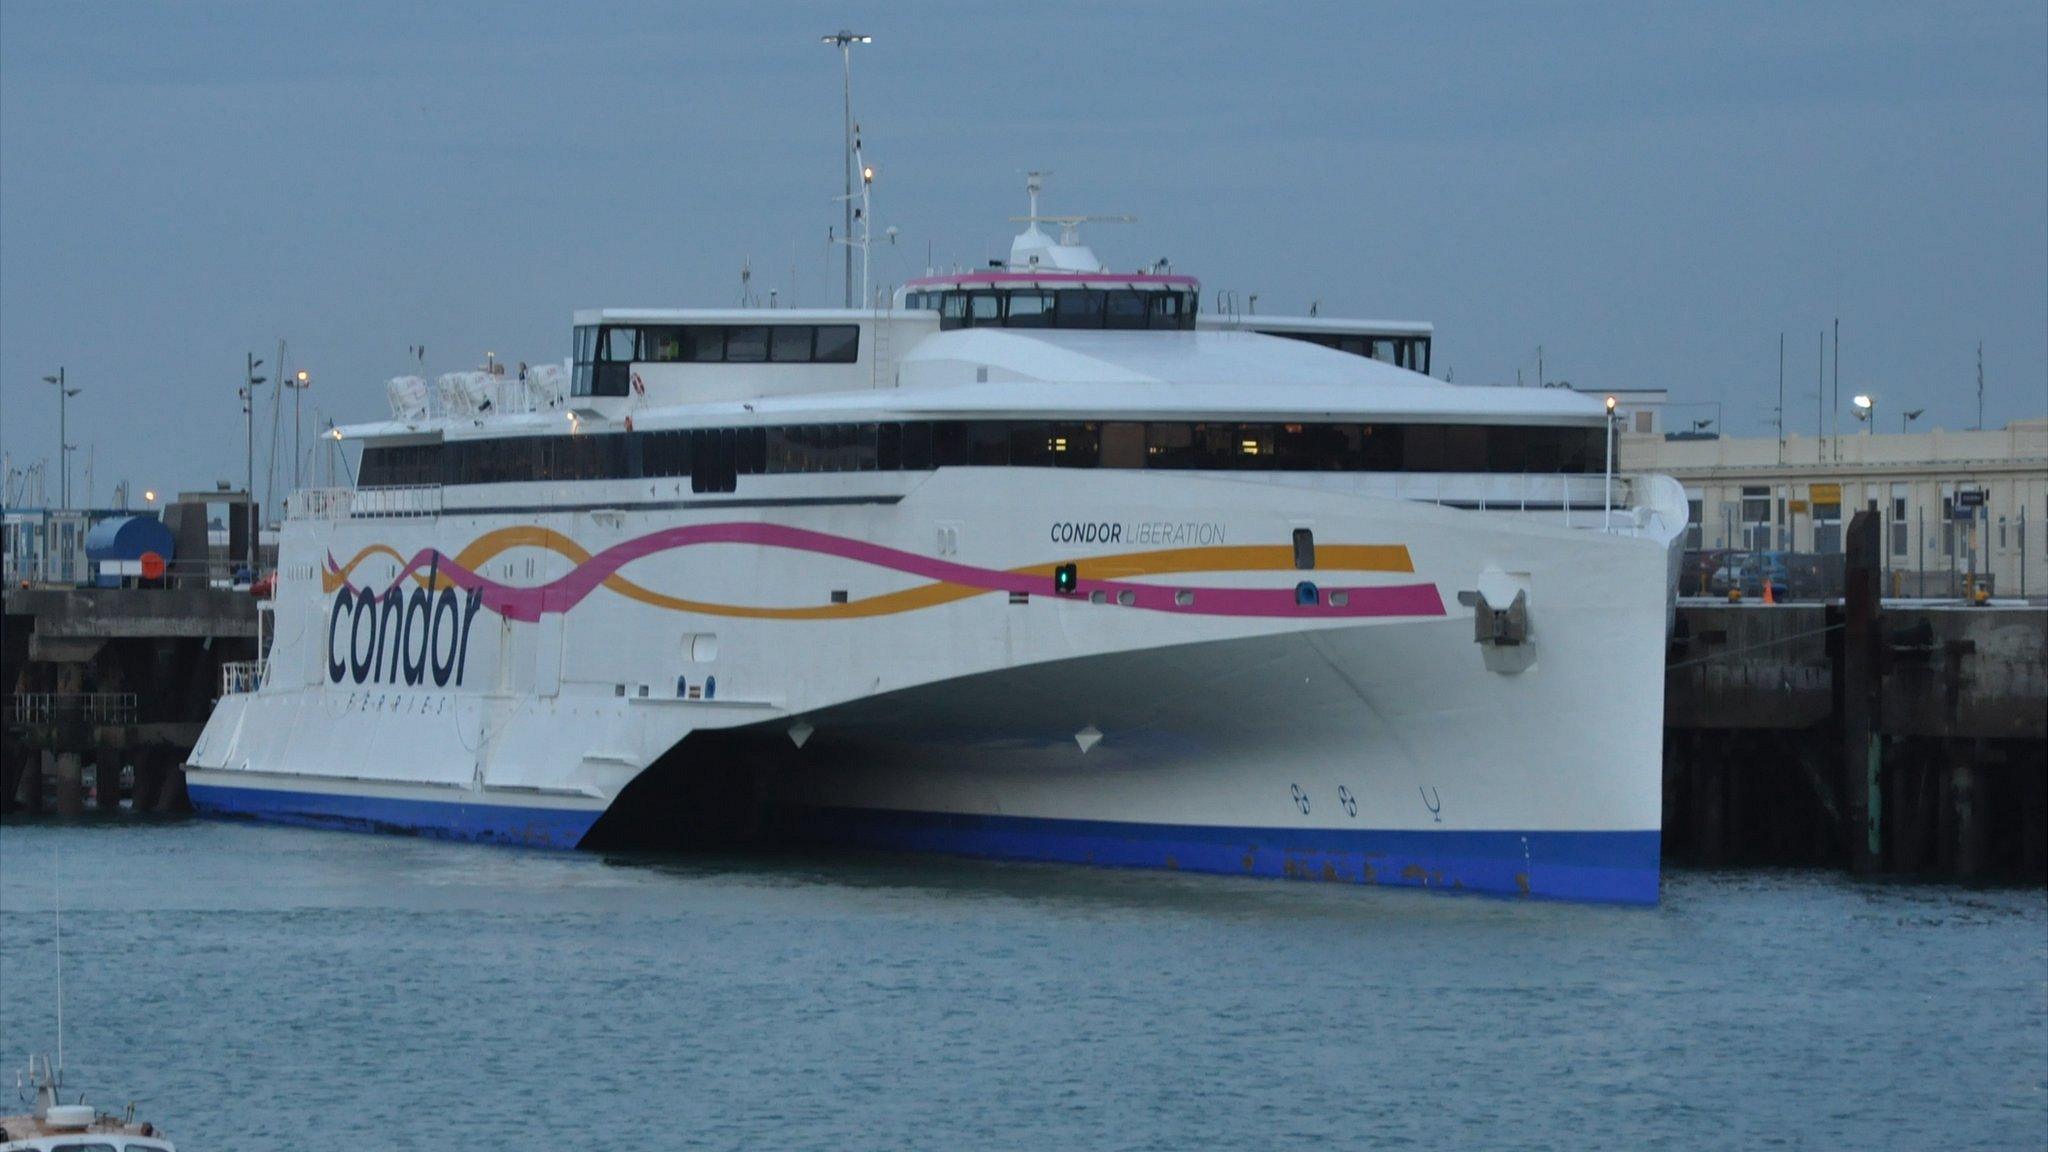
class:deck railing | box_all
[220,660,267,696]
[289,485,441,521]
[8,692,139,725]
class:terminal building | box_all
[1589,389,2048,598]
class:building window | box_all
[1890,485,1909,557]
[1685,498,1704,549]
[1813,498,1842,554]
[1741,486,1772,551]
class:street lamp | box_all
[39,368,81,509]
[241,354,268,577]
[1852,393,1874,429]
[1901,408,1924,434]
[289,370,312,492]
[1603,394,1618,527]
[822,30,872,308]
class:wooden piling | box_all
[0,740,21,816]
[154,761,189,813]
[1840,510,1882,873]
[1692,736,1725,866]
[54,751,83,816]
[131,751,164,813]
[94,748,122,813]
[1952,742,1985,881]
[15,750,47,815]
[2022,743,2048,882]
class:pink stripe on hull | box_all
[332,523,1446,623]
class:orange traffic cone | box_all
[1763,577,1776,605]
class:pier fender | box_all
[1468,568,1536,674]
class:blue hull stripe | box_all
[189,782,598,849]
[789,807,1661,905]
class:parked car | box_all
[1709,553,1792,598]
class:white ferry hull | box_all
[187,468,1679,904]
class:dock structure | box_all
[1664,511,2047,882]
[2,584,256,816]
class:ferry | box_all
[184,177,1687,903]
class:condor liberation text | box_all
[1049,521,1226,546]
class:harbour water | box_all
[1,818,2042,1150]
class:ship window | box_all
[686,326,724,362]
[1104,290,1149,330]
[603,327,639,361]
[1145,422,1194,467]
[770,326,813,362]
[877,422,902,471]
[814,325,860,363]
[571,325,599,395]
[970,292,1003,326]
[644,430,690,478]
[940,293,969,329]
[899,421,934,469]
[644,328,683,362]
[933,421,969,465]
[1054,289,1106,328]
[725,326,768,363]
[1006,292,1053,327]
[1149,292,1187,330]
[1101,422,1144,468]
[966,422,1012,465]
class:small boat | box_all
[0,1055,173,1151]
[2,856,173,1151]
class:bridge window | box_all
[1006,291,1052,327]
[572,324,597,396]
[1104,290,1150,330]
[970,292,1003,326]
[590,325,638,396]
[1055,289,1106,328]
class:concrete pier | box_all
[1666,514,2047,883]
[3,583,255,818]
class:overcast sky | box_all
[3,1,2044,507]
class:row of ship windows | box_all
[571,324,862,396]
[359,420,1608,493]
[904,288,1199,331]
[1265,331,1433,374]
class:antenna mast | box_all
[822,30,872,308]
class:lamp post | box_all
[1901,408,1924,434]
[290,370,311,492]
[242,353,267,577]
[822,30,871,308]
[39,368,80,509]
[1852,393,1874,432]
[1603,394,1618,529]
